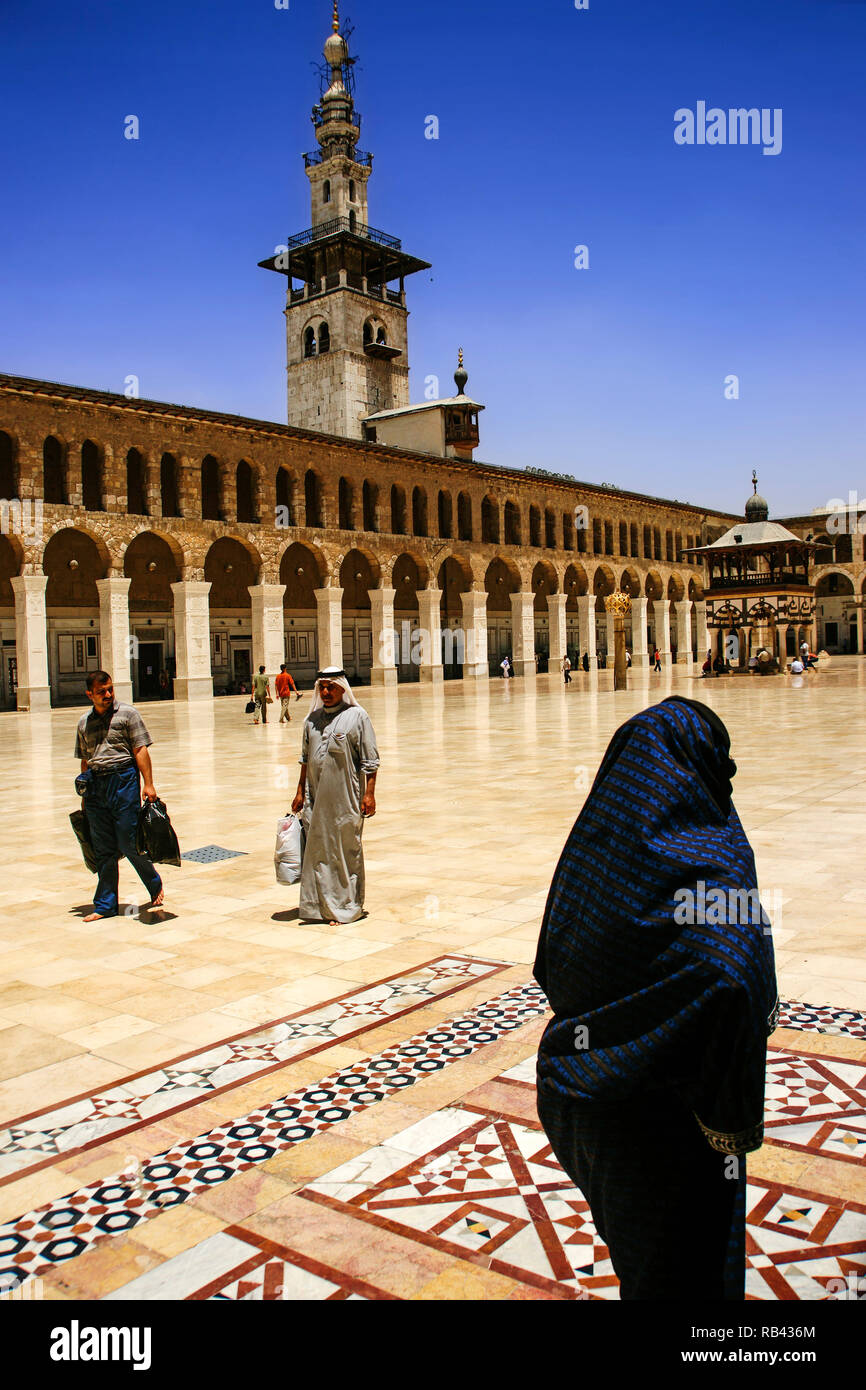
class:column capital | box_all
[171,580,212,599]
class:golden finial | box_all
[333,1,340,32]
[458,347,464,368]
[605,589,632,616]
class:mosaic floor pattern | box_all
[0,954,506,1186]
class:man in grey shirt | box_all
[75,670,164,920]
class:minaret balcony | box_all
[304,148,372,169]
[287,216,401,251]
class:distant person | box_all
[653,647,661,673]
[158,669,170,699]
[275,663,298,723]
[790,657,805,674]
[805,651,819,669]
[712,655,726,677]
[800,641,809,666]
[562,655,572,685]
[75,671,164,921]
[500,656,512,680]
[625,650,632,668]
[582,652,590,673]
[252,666,272,724]
[701,651,712,679]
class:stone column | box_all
[577,595,596,667]
[249,583,287,677]
[461,589,489,679]
[369,587,397,686]
[314,587,343,671]
[675,600,693,668]
[856,606,863,655]
[510,591,536,678]
[95,577,133,704]
[654,599,672,667]
[66,439,82,508]
[146,453,161,519]
[775,623,788,662]
[171,580,213,701]
[417,588,444,684]
[547,593,567,664]
[631,596,649,669]
[604,607,616,666]
[218,461,236,523]
[10,575,51,711]
[695,601,710,661]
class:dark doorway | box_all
[137,643,162,699]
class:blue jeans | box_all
[84,764,162,916]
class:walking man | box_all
[75,671,163,921]
[653,646,661,673]
[291,668,379,925]
[500,655,512,679]
[252,665,272,724]
[275,663,298,723]
[562,654,572,685]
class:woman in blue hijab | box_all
[534,696,777,1300]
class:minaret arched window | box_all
[376,327,386,345]
[43,436,66,504]
[127,449,147,516]
[304,327,316,358]
[318,322,330,354]
[349,179,356,203]
[323,179,331,204]
[363,321,374,347]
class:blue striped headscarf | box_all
[534,697,777,1154]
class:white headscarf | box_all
[308,667,361,714]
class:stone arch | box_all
[43,527,109,607]
[392,552,425,612]
[619,566,642,599]
[0,533,23,608]
[563,562,588,607]
[532,559,558,613]
[280,540,325,610]
[340,547,380,611]
[124,532,182,610]
[457,491,472,541]
[201,455,221,521]
[204,536,261,609]
[484,555,520,612]
[81,439,104,512]
[644,570,664,601]
[815,570,854,597]
[0,430,19,500]
[592,564,616,599]
[127,449,148,516]
[43,435,67,504]
[688,575,705,601]
[160,452,181,518]
[437,552,473,620]
[504,499,522,546]
[481,495,499,545]
[667,572,686,601]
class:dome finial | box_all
[745,470,769,522]
[454,347,468,396]
[333,1,340,33]
[752,468,758,495]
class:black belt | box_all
[90,762,135,777]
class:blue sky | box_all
[1,0,864,516]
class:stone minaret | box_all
[259,3,431,438]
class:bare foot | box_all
[150,888,165,908]
[84,911,106,921]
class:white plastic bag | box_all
[274,812,305,885]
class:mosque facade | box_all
[0,8,862,711]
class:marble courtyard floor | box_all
[0,660,864,1301]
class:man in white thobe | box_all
[291,668,379,924]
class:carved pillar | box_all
[547,593,567,664]
[95,577,133,704]
[67,439,82,508]
[577,595,596,666]
[631,596,649,669]
[315,587,343,670]
[695,601,710,661]
[417,588,444,684]
[675,600,693,667]
[655,599,672,667]
[510,591,536,678]
[10,575,51,711]
[250,583,287,677]
[145,452,161,519]
[461,589,489,679]
[369,587,397,686]
[219,461,236,523]
[171,580,213,700]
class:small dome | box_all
[324,31,347,67]
[745,492,769,522]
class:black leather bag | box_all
[69,808,99,874]
[136,798,182,866]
